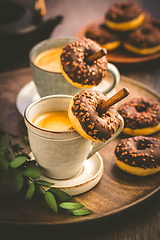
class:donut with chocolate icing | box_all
[105,1,145,31]
[68,89,120,142]
[118,97,160,136]
[85,22,121,51]
[124,19,160,55]
[115,136,160,176]
[60,38,108,88]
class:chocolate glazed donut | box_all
[85,22,121,51]
[118,97,160,135]
[115,136,160,176]
[105,1,145,31]
[105,1,143,23]
[60,38,108,88]
[68,90,120,142]
[124,20,160,55]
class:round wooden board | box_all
[0,68,160,227]
[76,19,160,64]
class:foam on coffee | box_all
[32,111,73,131]
[34,48,62,73]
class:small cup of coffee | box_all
[29,37,120,97]
[24,95,124,180]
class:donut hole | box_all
[84,54,94,66]
[141,27,152,35]
[120,3,128,11]
[97,108,111,118]
[135,104,147,113]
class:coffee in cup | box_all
[32,111,73,131]
[29,37,120,97]
[33,48,62,73]
[24,95,124,179]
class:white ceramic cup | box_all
[29,37,120,97]
[24,95,124,180]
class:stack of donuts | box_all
[85,1,160,55]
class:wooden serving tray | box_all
[0,68,160,227]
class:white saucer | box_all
[30,152,104,196]
[16,79,115,116]
[16,81,39,116]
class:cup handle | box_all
[87,114,124,159]
[105,63,120,94]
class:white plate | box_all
[30,152,104,196]
[16,79,116,116]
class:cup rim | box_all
[24,94,76,134]
[29,36,80,74]
[24,94,124,140]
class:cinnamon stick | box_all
[97,87,129,115]
[86,48,107,64]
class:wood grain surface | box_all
[0,0,160,239]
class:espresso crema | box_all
[34,48,62,73]
[33,111,73,131]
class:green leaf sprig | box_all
[0,129,92,216]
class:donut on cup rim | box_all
[105,1,145,32]
[68,89,120,142]
[115,136,160,176]
[118,97,160,136]
[123,20,160,55]
[85,22,121,51]
[60,38,108,88]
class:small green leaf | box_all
[59,202,83,210]
[23,164,43,178]
[72,209,93,216]
[36,180,55,187]
[10,156,27,168]
[23,136,29,145]
[9,166,22,177]
[0,132,10,151]
[26,182,35,200]
[44,191,58,213]
[12,171,23,193]
[0,151,9,170]
[49,189,71,202]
